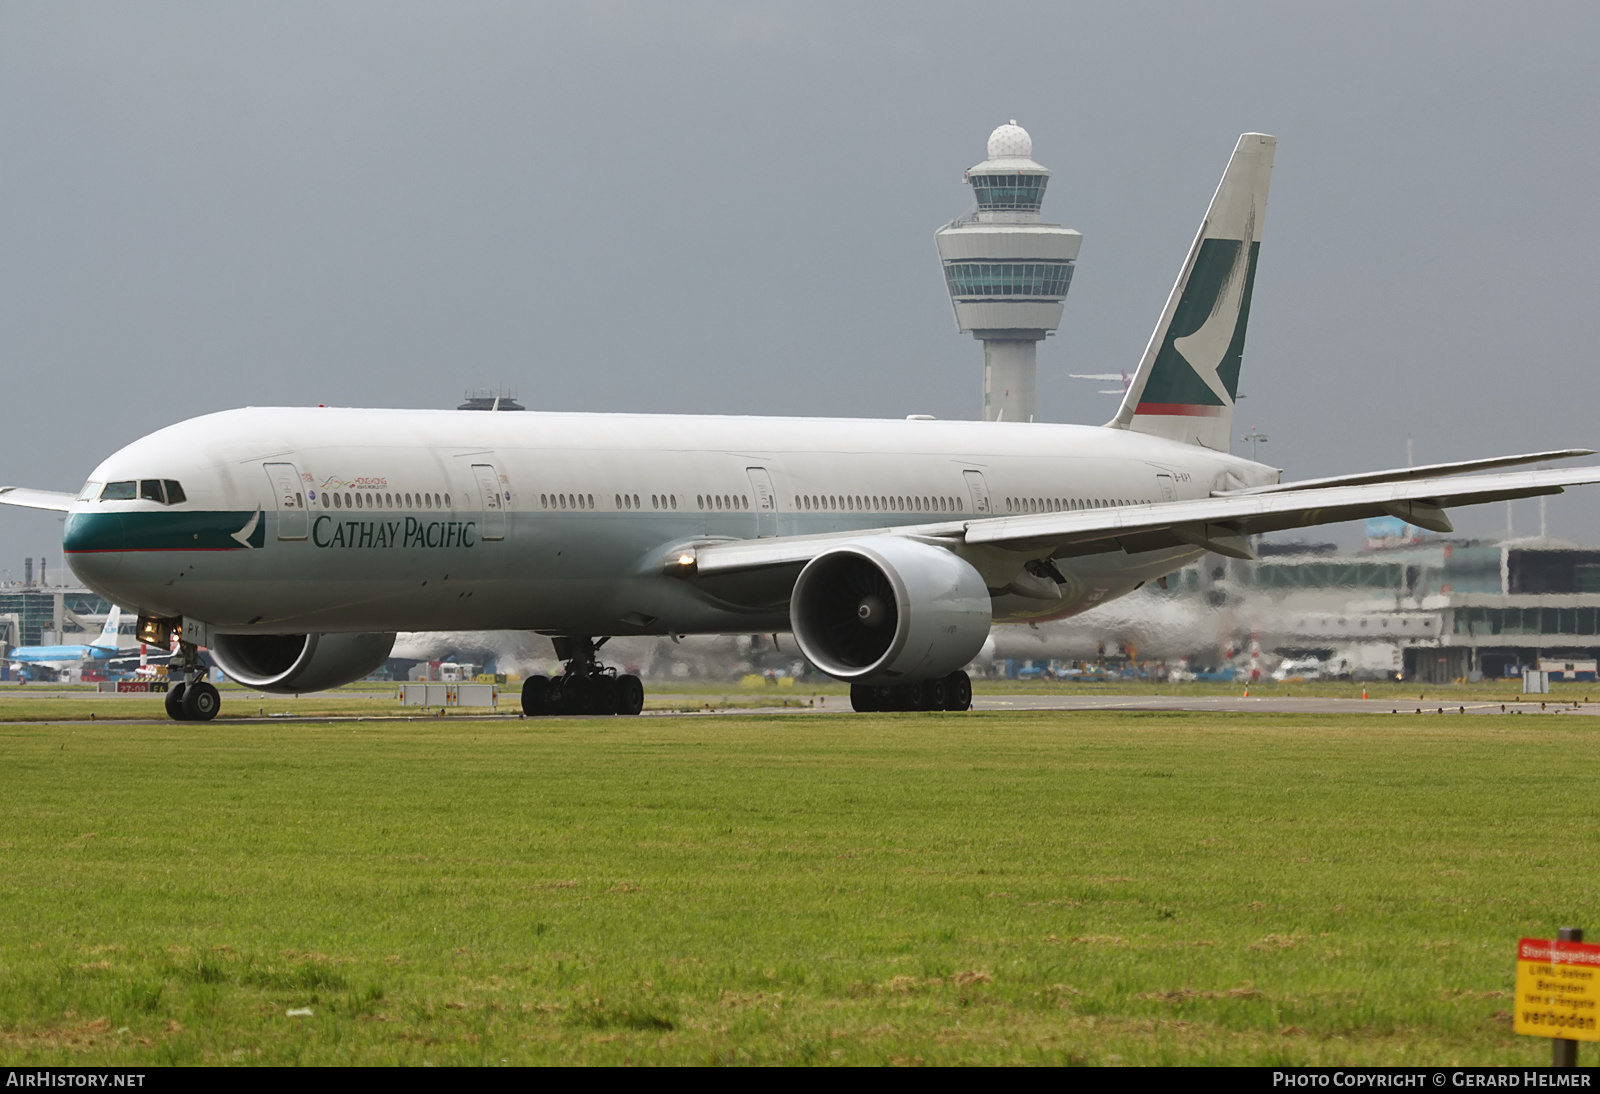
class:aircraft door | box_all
[471,464,508,541]
[746,467,777,537]
[263,462,308,540]
[963,470,993,516]
[1155,473,1178,502]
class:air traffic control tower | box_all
[936,122,1081,422]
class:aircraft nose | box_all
[64,512,125,581]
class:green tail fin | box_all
[1108,133,1275,451]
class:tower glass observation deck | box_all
[935,122,1082,422]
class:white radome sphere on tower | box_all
[986,120,1032,160]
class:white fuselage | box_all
[64,408,1276,638]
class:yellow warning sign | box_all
[1514,936,1600,1041]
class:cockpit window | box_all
[77,481,102,502]
[99,479,186,504]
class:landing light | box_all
[137,615,177,647]
[663,552,698,578]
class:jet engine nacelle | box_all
[208,632,396,694]
[790,538,991,684]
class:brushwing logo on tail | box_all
[1138,203,1260,416]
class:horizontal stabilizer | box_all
[0,486,75,512]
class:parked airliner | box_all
[3,133,1596,721]
[6,606,129,678]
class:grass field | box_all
[1,707,1595,1065]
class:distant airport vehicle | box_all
[3,134,1597,721]
[5,606,131,678]
[1271,656,1331,682]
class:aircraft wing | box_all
[0,486,75,512]
[686,465,1600,580]
[1215,449,1594,496]
[104,651,171,665]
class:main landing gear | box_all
[850,670,972,713]
[520,636,644,717]
[164,639,221,722]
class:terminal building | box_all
[935,122,1081,422]
[1230,535,1600,682]
[0,575,121,673]
[1003,524,1600,684]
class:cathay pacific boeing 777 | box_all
[3,134,1595,720]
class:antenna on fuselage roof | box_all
[457,389,525,411]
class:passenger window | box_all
[164,480,186,504]
[140,480,165,503]
[633,494,639,509]
[322,493,331,508]
[670,494,676,509]
[100,481,136,501]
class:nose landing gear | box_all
[521,636,645,717]
[163,639,220,722]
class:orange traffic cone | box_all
[1242,687,1249,698]
[1362,688,1368,699]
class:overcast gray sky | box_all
[3,1,1598,578]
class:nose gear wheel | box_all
[161,635,221,722]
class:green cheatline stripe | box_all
[64,511,264,552]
